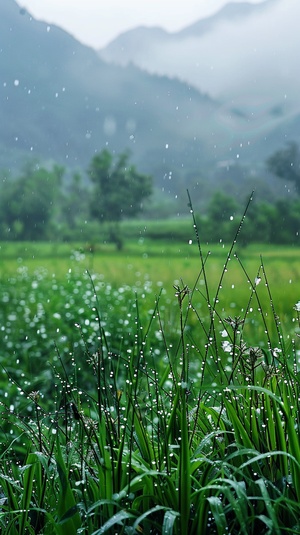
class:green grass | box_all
[1,238,299,347]
[1,210,300,533]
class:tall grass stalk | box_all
[0,193,300,533]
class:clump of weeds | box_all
[0,192,300,534]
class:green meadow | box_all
[1,236,300,533]
[1,238,299,331]
[1,238,300,400]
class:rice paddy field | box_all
[1,238,300,341]
[1,238,300,414]
[1,237,300,533]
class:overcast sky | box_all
[20,0,265,49]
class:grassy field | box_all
[1,237,300,383]
[1,238,300,533]
[1,238,300,290]
[1,238,299,329]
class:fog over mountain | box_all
[0,0,221,173]
[100,0,299,126]
[0,0,299,207]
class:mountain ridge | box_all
[0,0,297,208]
[99,0,278,61]
[179,0,279,37]
[1,0,222,175]
[99,0,296,113]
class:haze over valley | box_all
[1,0,298,209]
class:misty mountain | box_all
[0,0,297,209]
[100,0,300,135]
[100,1,277,64]
[0,0,224,176]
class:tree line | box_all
[0,142,300,246]
[0,149,152,246]
[200,142,300,245]
[200,191,300,245]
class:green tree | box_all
[88,149,152,247]
[237,198,300,245]
[267,142,300,194]
[206,191,239,242]
[241,200,278,245]
[61,172,90,235]
[0,161,64,240]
